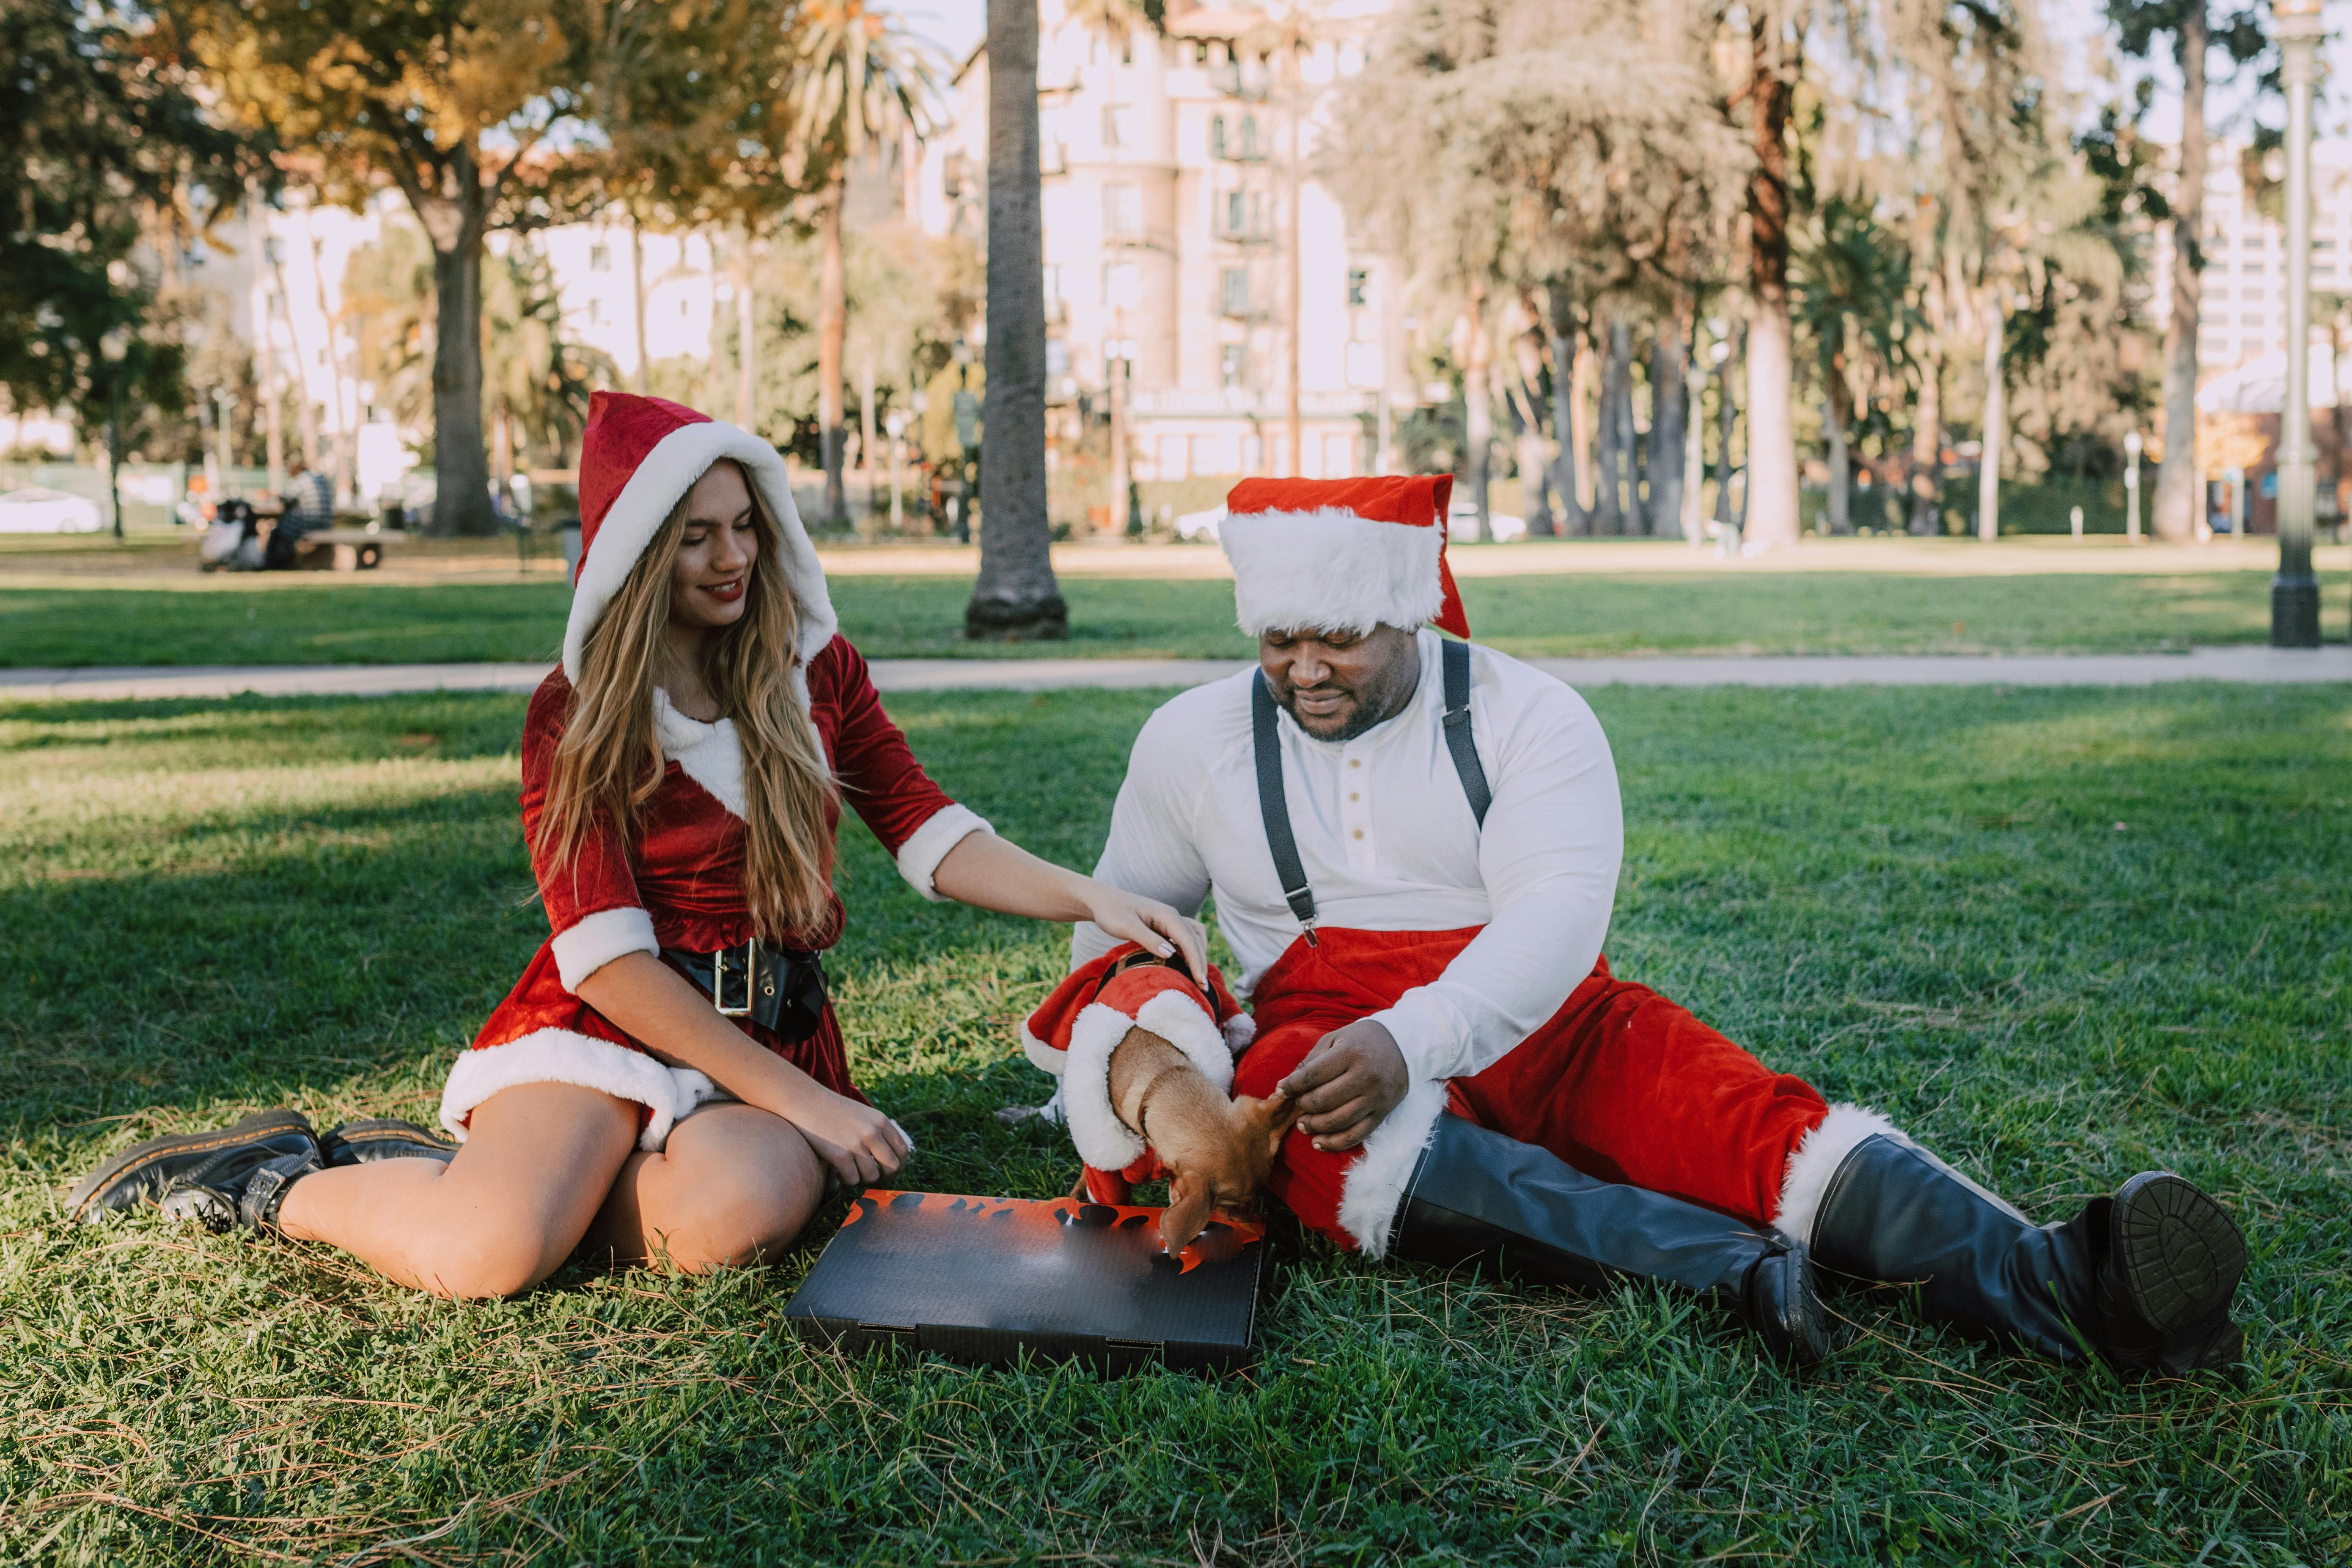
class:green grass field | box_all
[0,567,2305,666]
[4,684,2347,1563]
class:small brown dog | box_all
[1093,1023,1300,1252]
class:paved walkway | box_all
[5,645,2349,704]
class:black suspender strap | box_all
[1251,641,1491,948]
[1440,637,1492,829]
[1251,668,1319,945]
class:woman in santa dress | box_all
[68,393,1205,1297]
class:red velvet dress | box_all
[437,635,988,1151]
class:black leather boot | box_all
[1388,1114,1835,1367]
[1809,1134,2245,1373]
[67,1110,324,1234]
[321,1118,457,1167]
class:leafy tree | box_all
[1,0,254,466]
[2107,0,2267,541]
[170,0,608,534]
[967,0,1067,639]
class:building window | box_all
[1104,183,1141,239]
[1221,343,1248,387]
[2320,238,2339,250]
[1193,41,1210,63]
[1220,268,1251,317]
[589,244,611,272]
[1239,117,1261,160]
[1046,338,1071,379]
[588,297,604,324]
[1104,261,1141,310]
[1224,191,1247,236]
[2243,314,2265,326]
[1211,116,1228,159]
[1104,105,1136,147]
[2243,264,2265,275]
[1043,264,1063,314]
[1346,268,1369,307]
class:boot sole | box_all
[66,1111,317,1223]
[2111,1173,2247,1338]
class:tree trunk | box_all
[736,225,757,431]
[1977,301,2005,541]
[1547,287,1588,535]
[1646,309,1690,536]
[1597,316,1632,534]
[243,188,286,492]
[1107,354,1129,535]
[967,0,1066,639]
[1909,340,1943,535]
[630,213,650,396]
[414,153,497,538]
[1462,290,1493,542]
[1744,11,1801,550]
[1824,343,1853,534]
[2152,12,2207,541]
[1510,308,1553,535]
[1715,322,1740,537]
[817,178,849,528]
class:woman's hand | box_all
[1083,884,1208,981]
[787,1089,909,1187]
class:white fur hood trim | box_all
[1220,507,1445,636]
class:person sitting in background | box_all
[280,459,334,539]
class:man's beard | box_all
[1276,651,1421,743]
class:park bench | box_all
[286,525,406,572]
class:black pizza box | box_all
[781,1189,1268,1374]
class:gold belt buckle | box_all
[712,940,756,1017]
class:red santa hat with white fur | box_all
[1218,474,1469,638]
[565,391,836,682]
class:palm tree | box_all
[1793,192,1912,535]
[791,1,943,528]
[966,0,1067,637]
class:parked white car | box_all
[1174,504,1226,541]
[1447,495,1526,543]
[0,486,104,533]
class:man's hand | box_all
[1278,1019,1410,1153]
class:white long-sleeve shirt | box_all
[1073,628,1624,1086]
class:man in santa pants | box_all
[1024,474,2248,1372]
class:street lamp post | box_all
[100,325,130,541]
[2273,0,2325,647]
[2125,430,2143,543]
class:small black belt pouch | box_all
[663,942,830,1043]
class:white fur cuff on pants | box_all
[1335,1078,1451,1259]
[440,1029,722,1153]
[1770,1102,1904,1246]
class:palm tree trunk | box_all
[1977,300,2005,541]
[1599,317,1633,535]
[1715,323,1740,538]
[1743,10,1801,550]
[735,225,756,431]
[1547,287,1588,536]
[2153,10,2207,542]
[1824,343,1853,534]
[967,0,1066,639]
[818,178,849,528]
[1646,309,1690,536]
[1462,288,1493,541]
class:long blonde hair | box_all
[541,468,840,939]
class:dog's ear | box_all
[1161,1170,1215,1254]
[1235,1089,1303,1164]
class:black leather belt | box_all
[664,941,829,1042]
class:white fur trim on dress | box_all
[1132,989,1237,1094]
[1021,1023,1064,1078]
[1336,1078,1451,1259]
[564,420,838,682]
[653,690,747,820]
[1221,1013,1257,1052]
[893,805,994,901]
[1220,507,1446,636]
[1770,1103,1904,1247]
[440,1029,688,1153]
[1060,1002,1150,1170]
[550,905,661,993]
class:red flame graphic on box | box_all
[842,1190,1264,1275]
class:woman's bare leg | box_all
[585,1103,828,1271]
[275,1083,638,1298]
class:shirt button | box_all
[1352,828,1364,840]
[1349,758,1361,768]
[1349,792,1359,802]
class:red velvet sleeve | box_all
[811,635,970,856]
[519,673,661,989]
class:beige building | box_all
[918,0,1407,486]
[2150,137,2352,371]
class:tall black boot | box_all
[1809,1134,2245,1373]
[1389,1114,1835,1367]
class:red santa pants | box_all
[1232,926,1832,1249]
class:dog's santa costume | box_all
[440,392,989,1149]
[1023,475,2248,1371]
